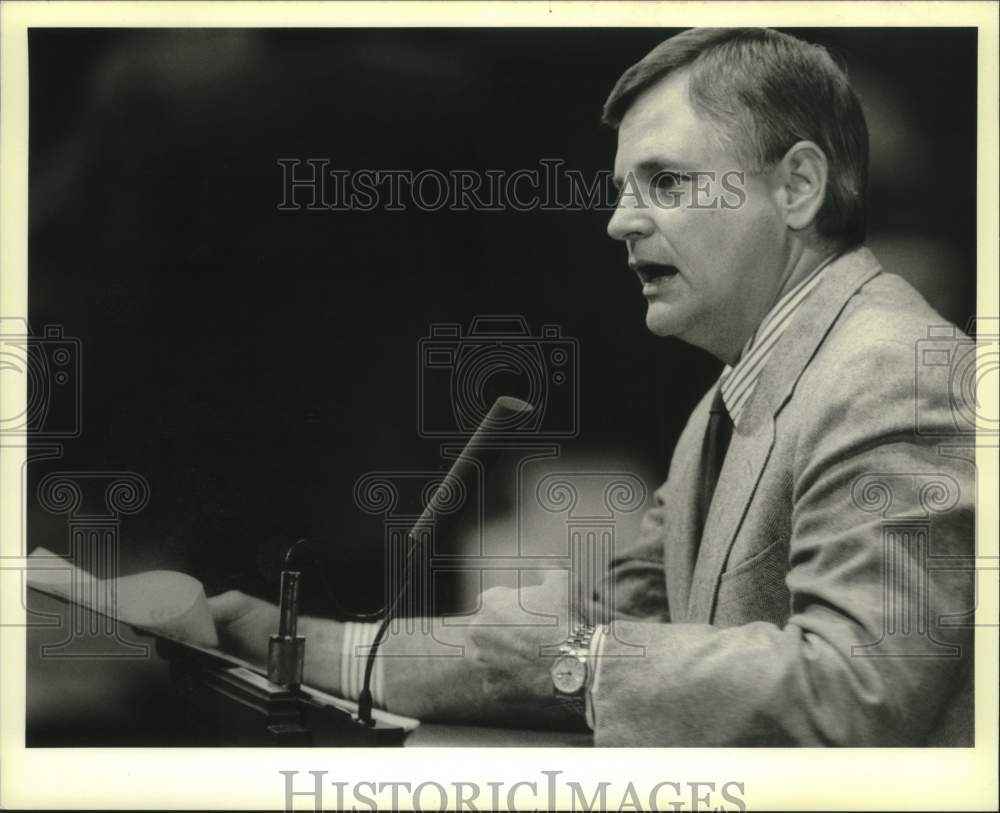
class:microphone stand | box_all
[355,396,535,726]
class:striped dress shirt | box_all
[719,254,837,423]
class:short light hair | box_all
[603,28,869,248]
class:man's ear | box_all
[773,140,829,231]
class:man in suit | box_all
[209,28,975,745]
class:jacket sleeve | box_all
[589,335,975,746]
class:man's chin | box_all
[644,303,682,337]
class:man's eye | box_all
[652,171,687,190]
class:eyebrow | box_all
[612,157,698,189]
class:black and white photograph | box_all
[1,1,997,810]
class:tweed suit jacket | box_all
[589,247,975,746]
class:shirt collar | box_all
[718,253,839,423]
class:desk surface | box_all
[407,724,592,747]
[27,590,593,748]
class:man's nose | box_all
[606,194,654,242]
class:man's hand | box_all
[206,590,279,668]
[380,575,585,728]
[207,590,347,696]
[462,584,576,724]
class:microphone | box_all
[267,539,309,688]
[356,395,535,725]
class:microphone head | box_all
[480,396,535,433]
[490,395,534,414]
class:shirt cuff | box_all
[340,621,384,708]
[585,624,608,730]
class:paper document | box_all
[25,547,418,730]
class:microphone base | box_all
[267,634,305,688]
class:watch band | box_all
[551,623,596,716]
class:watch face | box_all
[551,654,586,694]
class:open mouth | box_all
[633,262,680,284]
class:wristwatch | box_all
[550,624,595,716]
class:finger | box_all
[206,589,249,624]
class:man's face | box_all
[608,69,790,362]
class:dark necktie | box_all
[698,384,733,537]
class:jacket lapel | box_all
[662,394,712,620]
[684,247,884,623]
[686,400,775,621]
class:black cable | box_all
[282,537,309,570]
[280,534,422,724]
[356,530,424,725]
[283,537,386,621]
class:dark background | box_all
[27,27,977,617]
